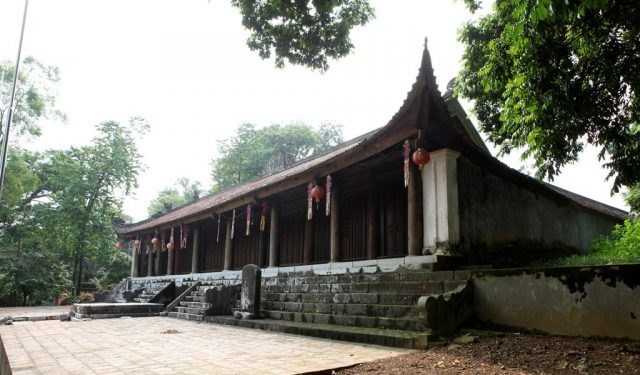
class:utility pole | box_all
[0,0,30,202]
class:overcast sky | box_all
[0,0,627,221]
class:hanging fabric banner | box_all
[307,182,313,220]
[325,175,332,216]
[231,209,236,239]
[260,201,268,232]
[216,213,221,243]
[403,140,410,188]
[181,225,189,249]
[161,232,166,252]
[246,203,252,236]
[179,225,183,249]
[136,236,141,255]
[170,227,175,249]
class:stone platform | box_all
[74,303,163,319]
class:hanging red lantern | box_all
[167,242,176,252]
[310,185,325,202]
[114,241,122,249]
[151,236,160,246]
[134,239,140,248]
[412,148,430,167]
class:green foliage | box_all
[0,119,146,304]
[457,0,640,192]
[550,220,640,266]
[210,122,343,191]
[0,56,65,138]
[626,184,640,217]
[147,178,203,217]
[231,0,375,71]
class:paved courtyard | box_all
[0,316,412,374]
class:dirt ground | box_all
[337,330,640,374]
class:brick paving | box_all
[0,316,412,374]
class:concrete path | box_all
[0,306,71,319]
[0,316,412,374]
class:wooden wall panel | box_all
[313,204,331,263]
[340,193,367,261]
[232,207,261,269]
[279,200,305,266]
[202,218,225,272]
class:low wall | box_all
[472,264,640,340]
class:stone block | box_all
[285,293,302,302]
[301,293,316,302]
[426,271,454,281]
[351,293,378,304]
[318,284,330,293]
[300,284,311,293]
[301,303,315,313]
[332,315,356,326]
[315,294,333,303]
[284,302,302,312]
[345,304,367,316]
[332,293,351,304]
[289,284,302,293]
[444,280,467,292]
[331,304,346,315]
[417,280,473,335]
[330,283,344,293]
[424,281,444,294]
[312,314,332,325]
[240,264,261,317]
[379,273,399,282]
[356,316,377,328]
[314,303,332,314]
[453,270,472,280]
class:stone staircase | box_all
[168,283,241,321]
[132,282,172,303]
[258,268,470,333]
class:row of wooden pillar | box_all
[131,165,423,277]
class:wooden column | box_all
[224,220,233,270]
[303,214,314,265]
[154,244,161,276]
[258,228,267,268]
[167,246,174,276]
[407,162,422,256]
[366,172,379,260]
[146,244,153,276]
[131,242,138,277]
[268,205,279,267]
[191,226,200,274]
[330,187,341,262]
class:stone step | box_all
[168,311,204,321]
[261,301,415,318]
[184,295,206,302]
[174,306,208,315]
[261,310,423,332]
[179,301,212,309]
[204,316,438,349]
[261,292,423,306]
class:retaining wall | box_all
[472,264,640,340]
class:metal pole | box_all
[0,0,29,202]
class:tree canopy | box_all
[231,0,375,71]
[147,177,203,217]
[210,122,343,191]
[457,0,640,193]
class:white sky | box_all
[0,0,627,222]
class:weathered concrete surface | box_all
[456,156,622,258]
[417,280,473,335]
[0,317,410,374]
[472,265,640,340]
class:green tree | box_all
[43,118,147,296]
[457,0,640,192]
[0,56,65,138]
[626,184,639,218]
[210,122,343,191]
[231,0,375,71]
[147,177,203,217]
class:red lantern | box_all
[412,148,430,167]
[167,242,176,252]
[310,185,325,201]
[151,237,160,246]
[115,241,122,249]
[134,239,140,248]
